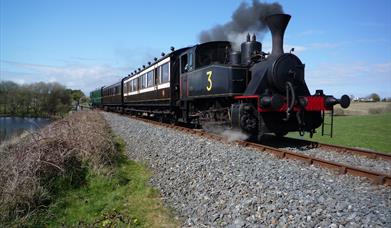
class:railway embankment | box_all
[0,111,177,227]
[103,112,391,227]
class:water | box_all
[0,117,51,143]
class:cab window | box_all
[188,53,193,71]
[181,54,188,73]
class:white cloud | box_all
[306,62,391,97]
[0,60,128,95]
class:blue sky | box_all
[1,0,390,98]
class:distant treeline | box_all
[0,81,85,117]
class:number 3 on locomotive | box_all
[206,71,213,91]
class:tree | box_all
[368,93,380,102]
[0,80,75,116]
[46,83,72,115]
[70,90,85,103]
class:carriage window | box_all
[155,67,160,85]
[147,71,154,87]
[134,79,138,91]
[142,74,147,88]
[161,63,169,83]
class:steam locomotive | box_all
[90,14,350,139]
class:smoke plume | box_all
[202,123,249,142]
[198,0,283,48]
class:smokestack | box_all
[265,14,291,56]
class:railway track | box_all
[269,136,391,161]
[121,113,391,186]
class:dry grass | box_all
[335,102,391,116]
[0,111,116,223]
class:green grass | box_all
[25,137,178,227]
[288,112,391,153]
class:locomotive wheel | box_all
[240,104,258,134]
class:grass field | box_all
[24,137,178,227]
[29,159,178,227]
[288,112,391,153]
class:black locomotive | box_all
[91,14,350,139]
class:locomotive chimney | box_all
[265,14,291,56]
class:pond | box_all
[0,117,52,143]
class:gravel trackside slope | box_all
[103,112,391,227]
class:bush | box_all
[333,107,345,116]
[0,111,117,223]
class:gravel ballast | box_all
[103,112,391,227]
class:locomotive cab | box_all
[179,42,248,100]
[178,41,249,124]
